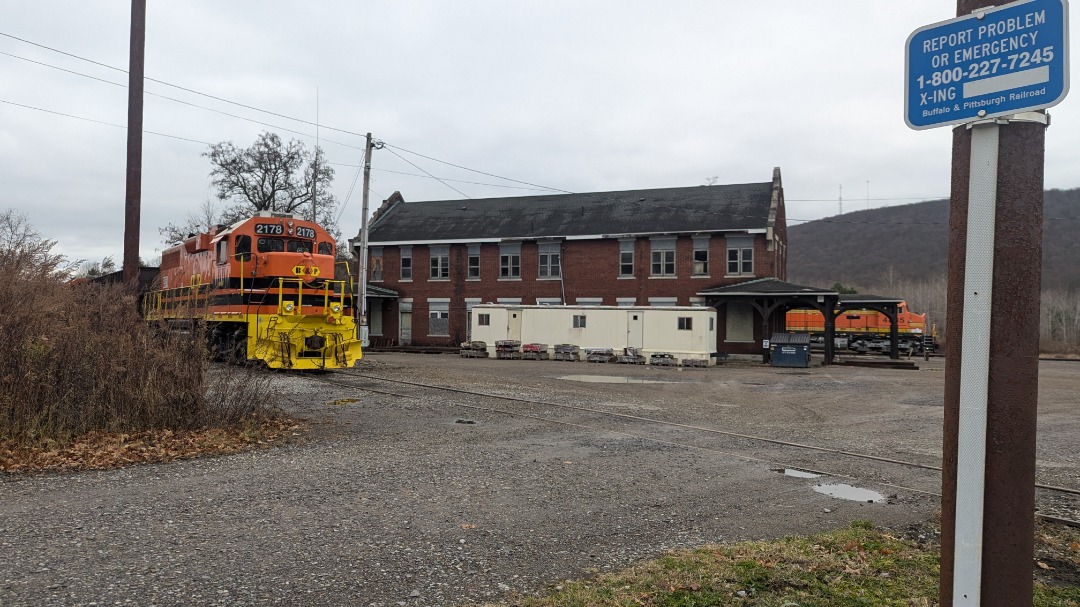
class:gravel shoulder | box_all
[1,353,1076,606]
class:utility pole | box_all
[122,0,146,285]
[356,133,376,344]
[905,1,1066,604]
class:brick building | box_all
[351,168,787,353]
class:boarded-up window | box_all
[726,302,754,342]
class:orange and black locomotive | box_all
[144,212,362,369]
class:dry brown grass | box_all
[0,418,304,473]
[0,210,280,455]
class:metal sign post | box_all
[906,0,1067,604]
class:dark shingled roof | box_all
[697,277,835,296]
[838,294,904,305]
[368,182,775,243]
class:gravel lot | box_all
[2,353,1077,606]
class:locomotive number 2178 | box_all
[254,223,284,235]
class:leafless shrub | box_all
[0,211,273,446]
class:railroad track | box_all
[311,368,1080,528]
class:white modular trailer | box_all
[469,305,718,365]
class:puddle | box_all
[813,483,885,503]
[770,467,821,479]
[558,375,673,384]
[455,419,477,425]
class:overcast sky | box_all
[2,1,1077,264]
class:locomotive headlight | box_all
[331,304,341,313]
[284,302,294,313]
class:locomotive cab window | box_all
[318,242,333,256]
[257,237,284,253]
[287,240,311,253]
[216,239,228,264]
[234,234,251,260]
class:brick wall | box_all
[367,233,781,348]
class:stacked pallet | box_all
[459,341,489,358]
[553,344,580,361]
[495,340,522,360]
[585,348,616,363]
[522,343,550,360]
[650,352,677,366]
[617,347,646,365]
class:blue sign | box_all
[905,0,1069,130]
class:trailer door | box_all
[507,308,522,342]
[627,311,644,349]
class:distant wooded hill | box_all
[787,188,1080,292]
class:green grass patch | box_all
[490,521,1080,607]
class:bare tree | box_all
[159,197,224,245]
[0,210,76,280]
[78,256,117,278]
[204,132,338,237]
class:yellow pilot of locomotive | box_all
[144,211,362,370]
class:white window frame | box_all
[429,245,449,280]
[726,236,754,277]
[400,246,413,281]
[677,317,693,331]
[692,236,709,277]
[428,299,450,336]
[538,242,561,279]
[619,239,635,277]
[573,314,587,328]
[467,244,481,280]
[499,243,521,280]
[650,237,676,277]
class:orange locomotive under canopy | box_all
[785,301,928,338]
[144,212,362,369]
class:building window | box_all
[467,244,480,279]
[619,239,634,277]
[726,236,754,276]
[478,313,490,326]
[692,236,709,276]
[429,245,449,280]
[573,315,587,328]
[650,238,675,276]
[428,300,450,336]
[678,317,693,330]
[400,246,412,280]
[616,298,636,307]
[538,242,561,278]
[500,243,521,279]
[370,246,383,282]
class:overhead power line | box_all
[0,98,210,145]
[0,31,365,139]
[1,29,575,196]
[382,142,574,194]
[383,146,471,199]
